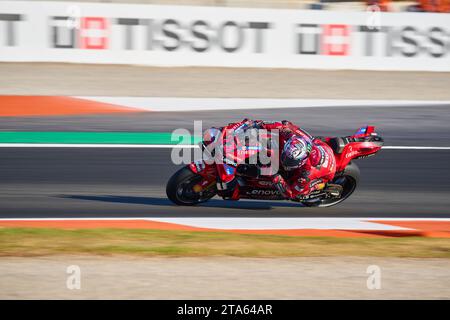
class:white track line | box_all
[0,143,449,150]
[144,218,402,230]
[1,218,448,221]
[382,146,450,150]
[0,143,197,148]
[1,217,449,231]
[77,97,450,112]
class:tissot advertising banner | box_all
[0,1,449,71]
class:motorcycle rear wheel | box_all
[166,166,216,206]
[303,162,360,207]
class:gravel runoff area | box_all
[0,256,449,299]
[2,63,450,100]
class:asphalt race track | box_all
[1,105,450,218]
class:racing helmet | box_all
[280,136,311,171]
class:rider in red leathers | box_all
[211,119,337,201]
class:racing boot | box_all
[217,178,240,200]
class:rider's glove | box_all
[272,174,293,199]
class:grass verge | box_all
[0,227,449,258]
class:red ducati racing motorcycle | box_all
[166,125,383,207]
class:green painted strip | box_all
[0,132,201,145]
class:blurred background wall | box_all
[7,0,449,13]
[0,0,428,11]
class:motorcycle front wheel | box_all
[303,162,360,208]
[166,166,217,206]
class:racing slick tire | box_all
[303,162,360,207]
[166,166,216,206]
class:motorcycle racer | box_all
[209,119,337,201]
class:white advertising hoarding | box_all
[0,1,449,71]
